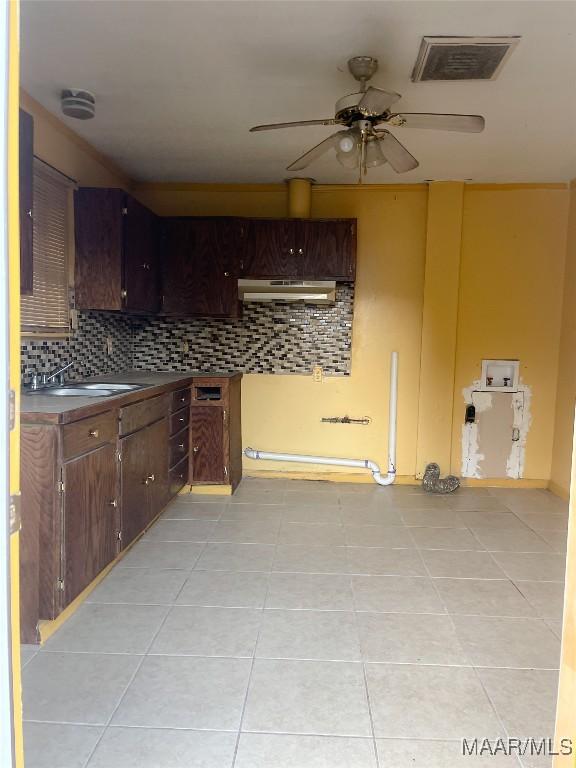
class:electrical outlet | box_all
[106,336,113,355]
[69,308,79,331]
[312,365,323,383]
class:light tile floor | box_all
[21,480,568,768]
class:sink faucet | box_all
[28,361,74,390]
[43,361,74,386]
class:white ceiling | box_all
[21,0,576,184]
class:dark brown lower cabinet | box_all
[120,417,169,549]
[62,444,118,606]
[191,406,225,483]
[20,376,241,643]
[190,374,242,489]
[19,414,119,643]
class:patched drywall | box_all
[461,379,532,479]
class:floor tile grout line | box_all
[349,581,381,768]
[230,574,272,768]
[413,541,557,753]
[81,540,211,768]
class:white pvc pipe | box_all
[244,350,399,486]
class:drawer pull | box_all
[178,443,185,450]
[109,499,118,508]
[143,474,155,486]
[89,429,99,438]
[179,417,185,423]
[193,445,199,453]
[181,396,186,403]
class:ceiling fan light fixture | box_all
[365,138,386,167]
[335,129,360,168]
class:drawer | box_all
[171,387,191,412]
[120,393,169,436]
[62,410,117,460]
[169,426,189,468]
[169,405,190,436]
[169,455,189,498]
[192,378,229,407]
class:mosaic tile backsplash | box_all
[20,285,354,381]
[132,285,353,376]
[21,311,133,382]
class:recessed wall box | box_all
[480,359,520,392]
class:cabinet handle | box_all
[120,289,127,299]
[178,443,185,450]
[141,263,151,270]
[180,396,186,403]
[109,499,118,508]
[27,209,32,218]
[147,473,155,483]
[179,417,185,423]
[288,248,294,255]
[193,446,199,453]
[224,271,230,277]
[89,429,99,438]
[298,248,304,255]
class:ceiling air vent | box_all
[412,36,520,82]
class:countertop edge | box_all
[21,371,242,425]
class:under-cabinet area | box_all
[20,372,242,643]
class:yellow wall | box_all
[551,180,576,499]
[416,182,464,476]
[10,5,24,765]
[554,405,576,766]
[452,186,569,480]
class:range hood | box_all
[238,279,336,304]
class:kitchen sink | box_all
[71,382,144,391]
[29,386,120,397]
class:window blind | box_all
[21,160,74,334]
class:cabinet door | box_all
[120,426,151,548]
[123,195,160,313]
[161,218,240,317]
[191,407,225,483]
[19,109,34,295]
[146,417,170,518]
[62,444,118,606]
[241,219,300,278]
[299,219,356,280]
[75,188,124,310]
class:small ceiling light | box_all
[336,129,360,168]
[365,138,386,167]
[61,89,96,120]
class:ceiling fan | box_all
[250,56,485,182]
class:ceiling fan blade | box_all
[250,119,338,132]
[357,87,401,117]
[376,131,419,173]
[286,131,342,171]
[387,113,485,133]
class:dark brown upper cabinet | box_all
[241,218,356,281]
[74,188,160,313]
[19,109,34,295]
[161,217,241,317]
